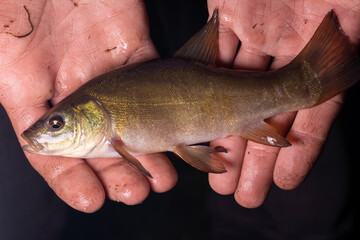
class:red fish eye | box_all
[48,115,64,130]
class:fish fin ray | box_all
[174,9,219,65]
[291,9,360,105]
[173,144,227,173]
[110,139,152,178]
[241,122,291,147]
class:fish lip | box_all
[21,133,44,153]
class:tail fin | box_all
[293,10,360,105]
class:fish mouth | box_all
[21,133,44,153]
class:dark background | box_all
[1,0,359,239]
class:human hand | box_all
[207,0,360,207]
[0,0,177,212]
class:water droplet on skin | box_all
[118,38,128,53]
[121,188,132,199]
[53,165,65,176]
[78,193,91,211]
[222,14,232,23]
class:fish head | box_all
[21,98,110,157]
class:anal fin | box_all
[110,139,152,178]
[241,122,291,147]
[173,144,227,173]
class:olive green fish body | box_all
[21,9,360,176]
[72,58,317,155]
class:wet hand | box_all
[0,0,177,212]
[207,0,360,207]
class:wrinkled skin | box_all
[0,0,359,213]
[0,0,177,212]
[207,0,360,207]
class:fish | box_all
[21,9,360,178]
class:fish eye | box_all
[48,114,64,130]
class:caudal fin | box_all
[293,10,360,105]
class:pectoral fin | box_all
[241,122,291,147]
[110,139,152,178]
[173,144,227,173]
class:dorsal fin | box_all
[174,9,219,65]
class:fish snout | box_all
[21,132,44,153]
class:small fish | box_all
[21,10,359,178]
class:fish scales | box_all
[74,58,320,153]
[21,9,360,176]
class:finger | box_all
[86,153,177,204]
[269,54,296,70]
[274,95,344,190]
[235,142,279,208]
[233,46,271,70]
[209,136,247,195]
[234,113,294,208]
[26,154,105,213]
[220,8,271,70]
[217,27,239,67]
[85,158,150,205]
[216,12,271,71]
[137,153,178,193]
